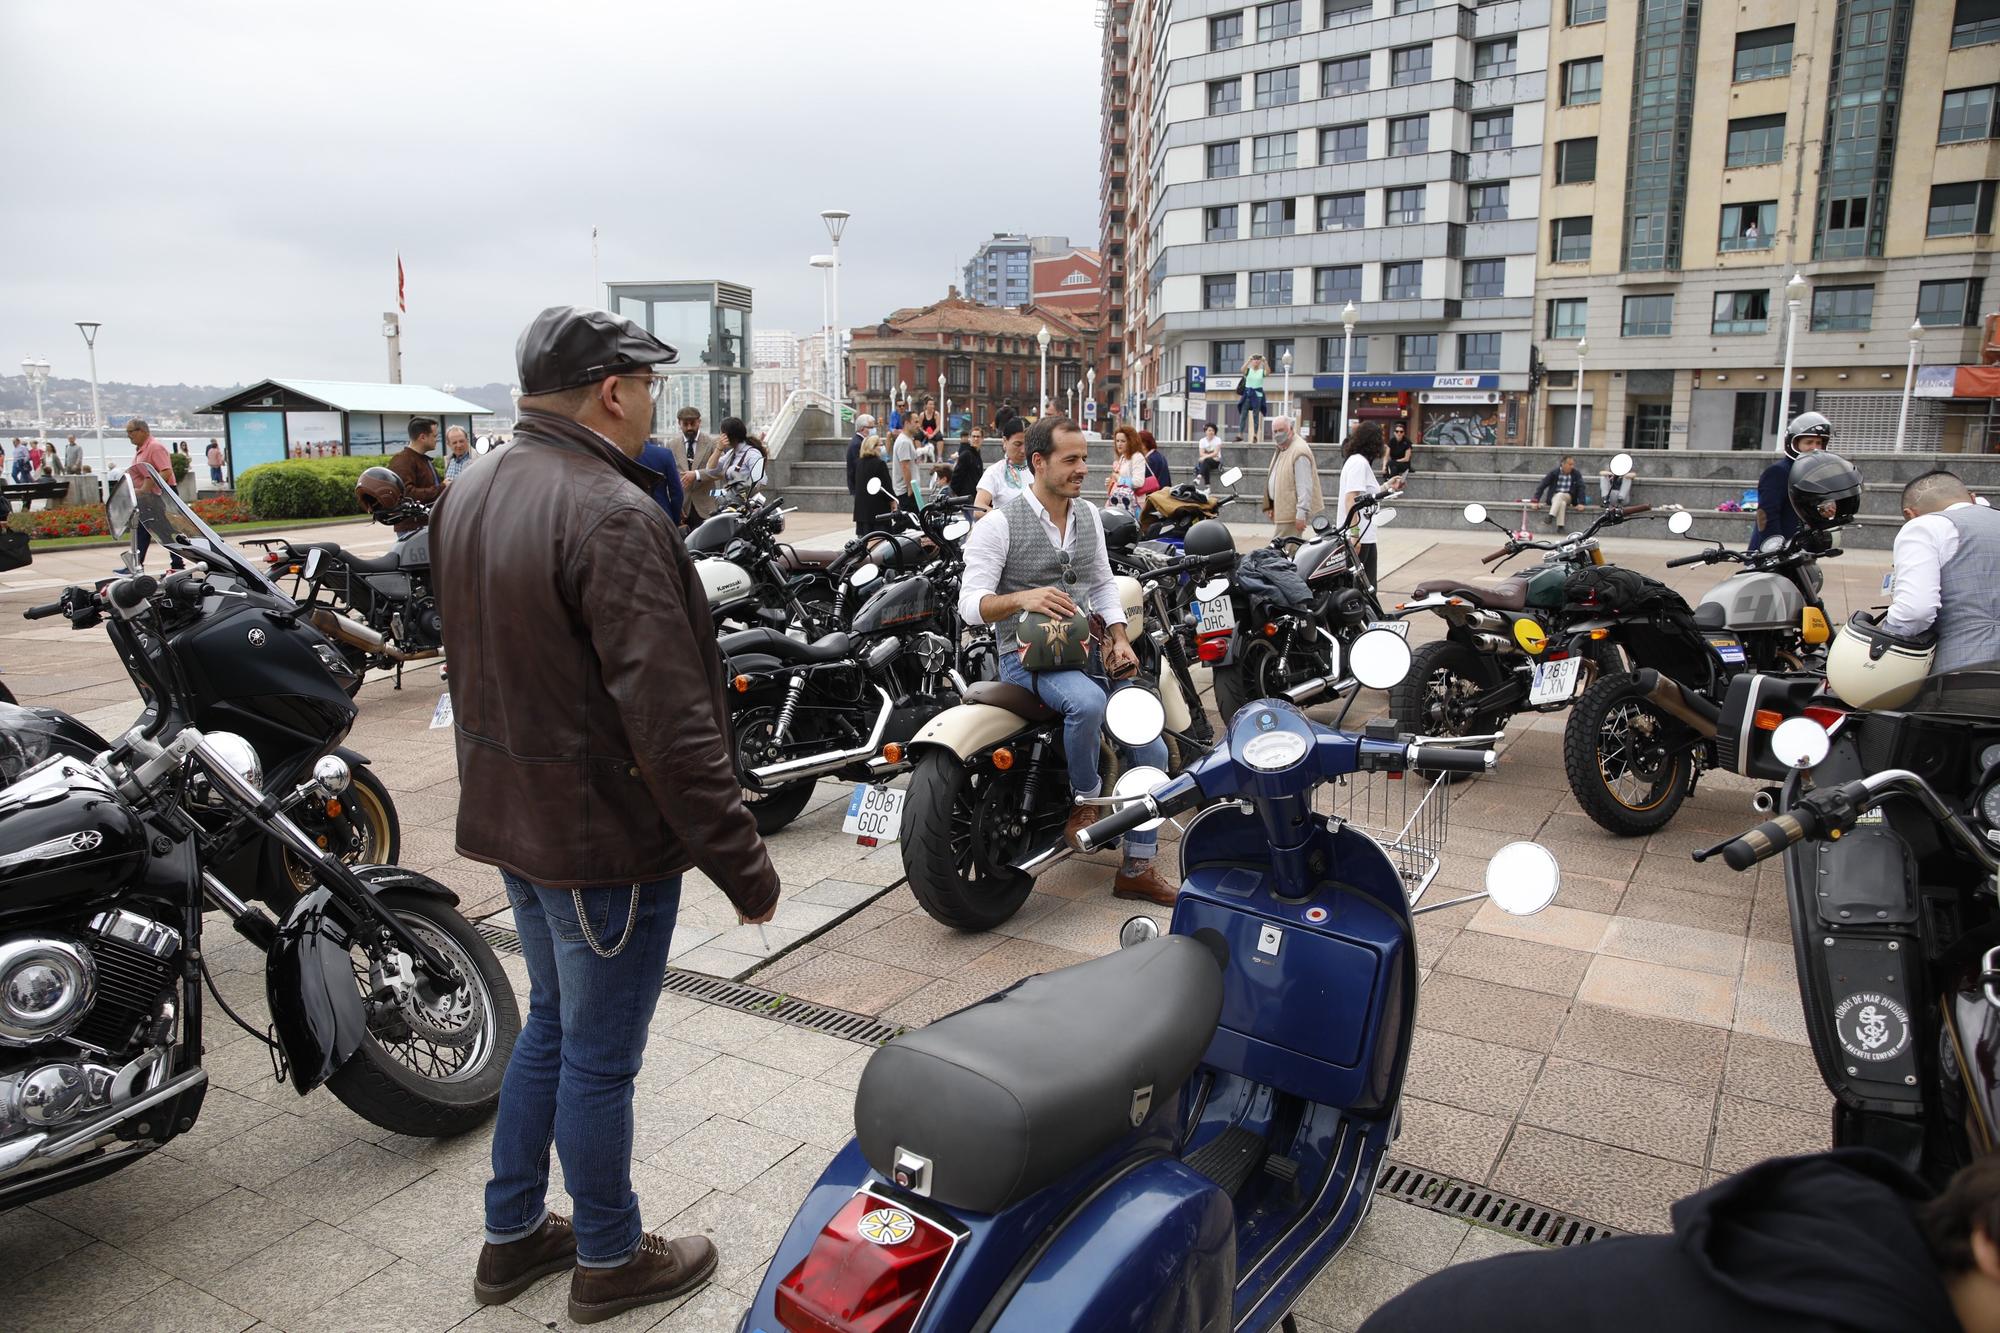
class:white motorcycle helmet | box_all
[1784,411,1833,459]
[1825,610,1936,710]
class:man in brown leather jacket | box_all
[387,416,444,536]
[432,306,779,1325]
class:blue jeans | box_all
[999,649,1169,860]
[484,873,682,1267]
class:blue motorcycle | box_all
[740,630,1561,1333]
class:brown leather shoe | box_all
[1113,860,1179,907]
[473,1213,576,1305]
[567,1231,718,1325]
[1064,802,1102,852]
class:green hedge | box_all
[236,457,380,520]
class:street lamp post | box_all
[75,322,106,476]
[1037,326,1051,416]
[897,380,907,426]
[1896,320,1923,453]
[809,255,834,424]
[1339,302,1358,445]
[20,357,50,450]
[821,210,850,427]
[1572,337,1589,454]
[1281,349,1293,421]
[938,373,946,429]
[1086,366,1096,427]
[1779,272,1808,440]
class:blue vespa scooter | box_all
[739,630,1561,1333]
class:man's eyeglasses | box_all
[621,374,667,404]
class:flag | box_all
[397,254,406,314]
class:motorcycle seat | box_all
[1693,602,1728,630]
[854,935,1224,1214]
[777,546,845,573]
[1409,575,1529,611]
[961,679,1061,725]
[296,542,401,575]
[717,627,855,664]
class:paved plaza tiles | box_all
[0,511,1885,1330]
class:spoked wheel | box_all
[732,704,817,835]
[1389,640,1510,769]
[326,888,518,1136]
[284,764,402,897]
[1211,636,1321,724]
[903,751,1035,930]
[1563,672,1694,836]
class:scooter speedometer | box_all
[1242,730,1309,771]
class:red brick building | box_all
[849,292,1104,430]
[1031,247,1103,314]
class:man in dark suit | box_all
[845,413,874,497]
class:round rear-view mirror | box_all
[1119,915,1161,948]
[1463,503,1488,526]
[1373,507,1397,527]
[849,563,881,590]
[1610,452,1634,477]
[866,477,884,495]
[1771,717,1831,770]
[1667,510,1695,535]
[942,518,971,541]
[1349,627,1414,691]
[1221,467,1244,487]
[1105,690,1167,748]
[1486,841,1560,916]
[1196,577,1231,601]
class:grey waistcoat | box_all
[996,493,1103,655]
[1936,504,2000,674]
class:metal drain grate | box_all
[476,921,905,1047]
[1375,1160,1619,1247]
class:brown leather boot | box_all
[1064,802,1103,852]
[567,1231,718,1325]
[1113,860,1179,906]
[473,1213,575,1305]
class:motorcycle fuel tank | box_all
[851,577,934,635]
[168,599,359,788]
[1295,537,1348,584]
[397,529,430,570]
[0,761,146,918]
[685,512,741,556]
[697,559,755,609]
[1700,570,1807,633]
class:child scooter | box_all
[740,630,1561,1333]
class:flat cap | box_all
[515,305,678,396]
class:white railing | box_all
[761,387,840,460]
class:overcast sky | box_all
[1,1,1101,388]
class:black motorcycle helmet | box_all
[1788,450,1862,530]
[1100,506,1138,554]
[355,467,405,516]
[1183,518,1235,564]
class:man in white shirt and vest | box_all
[1884,469,2000,674]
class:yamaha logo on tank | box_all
[247,628,267,647]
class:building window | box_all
[1711,289,1770,334]
[1398,334,1438,371]
[1320,122,1367,164]
[1383,261,1424,300]
[1313,265,1363,305]
[1918,277,1983,326]
[1321,55,1368,96]
[1627,403,1672,451]
[1393,0,1431,12]
[1213,340,1246,370]
[1318,334,1367,372]
[1555,137,1597,184]
[1552,215,1593,262]
[1734,25,1794,82]
[1251,199,1298,237]
[1391,44,1433,87]
[1547,298,1587,339]
[1316,191,1364,231]
[1940,87,1999,144]
[1810,284,1874,331]
[1568,0,1605,22]
[1928,181,1996,237]
[1621,295,1674,337]
[1388,115,1429,157]
[1956,1,2000,47]
[1206,205,1239,241]
[867,365,892,393]
[1257,0,1302,41]
[1208,78,1242,115]
[1210,11,1244,50]
[1720,201,1777,251]
[1472,111,1514,151]
[1204,275,1238,310]
[1462,259,1506,299]
[1562,58,1603,106]
[1325,0,1369,24]
[1386,186,1426,224]
[1469,182,1509,221]
[1255,66,1300,108]
[1726,115,1787,167]
[1249,269,1295,306]
[1459,332,1502,370]
[1474,37,1517,79]
[1253,131,1299,172]
[1267,339,1296,374]
[1206,141,1241,179]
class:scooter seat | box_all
[854,935,1225,1214]
[1409,575,1529,611]
[961,680,1061,725]
[716,627,854,665]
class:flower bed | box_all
[12,504,113,540]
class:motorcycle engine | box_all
[0,908,181,1140]
[391,596,444,653]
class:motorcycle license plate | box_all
[1197,595,1233,635]
[843,783,906,844]
[1367,620,1410,639]
[429,691,454,730]
[1528,657,1582,706]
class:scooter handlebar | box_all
[1409,745,1496,775]
[1717,813,1809,871]
[1076,795,1160,853]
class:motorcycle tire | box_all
[1563,671,1695,836]
[902,751,1034,931]
[283,764,402,900]
[1388,640,1508,783]
[1211,636,1322,725]
[325,888,519,1136]
[731,704,818,835]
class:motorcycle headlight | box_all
[313,642,357,680]
[0,937,96,1046]
[1979,781,2000,833]
[203,732,265,793]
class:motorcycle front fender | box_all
[334,745,372,769]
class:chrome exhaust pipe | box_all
[307,609,441,664]
[749,687,894,784]
[1011,840,1073,876]
[1635,669,1720,738]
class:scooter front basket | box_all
[1325,768,1450,904]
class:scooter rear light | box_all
[774,1194,957,1333]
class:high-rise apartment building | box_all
[1536,0,1997,452]
[1110,0,1552,445]
[963,234,1074,307]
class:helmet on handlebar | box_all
[1782,411,1832,459]
[1787,450,1861,530]
[1826,609,1936,710]
[355,467,407,517]
[1100,506,1138,554]
[1183,518,1235,564]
